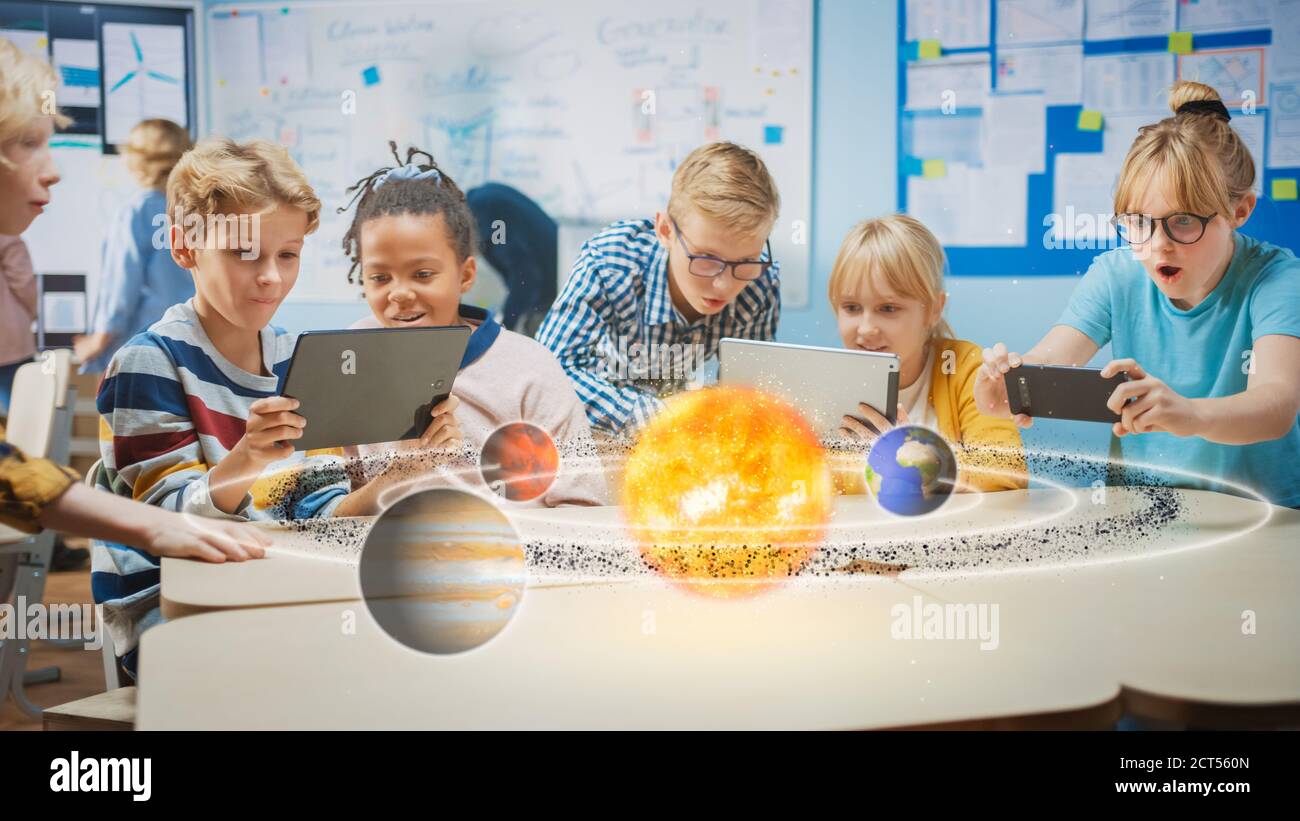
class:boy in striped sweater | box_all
[92,138,381,676]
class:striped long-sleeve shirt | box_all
[536,219,781,435]
[91,299,349,664]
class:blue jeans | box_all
[0,357,33,416]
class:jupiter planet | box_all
[359,489,526,654]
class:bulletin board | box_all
[897,0,1300,277]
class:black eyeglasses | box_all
[670,217,774,281]
[1111,212,1217,245]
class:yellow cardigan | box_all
[927,337,1027,492]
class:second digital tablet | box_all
[718,338,900,435]
[279,325,471,450]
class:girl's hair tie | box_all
[1176,99,1231,123]
[374,163,442,189]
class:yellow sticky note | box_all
[918,39,941,59]
[922,159,946,179]
[1168,31,1193,54]
[1272,178,1298,201]
[1077,109,1104,131]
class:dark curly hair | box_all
[337,141,476,284]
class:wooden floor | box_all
[1,556,107,731]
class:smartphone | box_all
[1003,364,1131,423]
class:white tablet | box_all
[717,338,900,435]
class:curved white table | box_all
[137,488,1300,729]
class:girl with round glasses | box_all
[974,81,1300,508]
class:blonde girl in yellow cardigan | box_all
[830,214,1027,492]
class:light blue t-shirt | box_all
[1058,232,1300,508]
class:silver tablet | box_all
[717,338,900,435]
[280,325,471,450]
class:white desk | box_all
[138,488,1300,729]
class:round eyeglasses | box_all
[1111,212,1216,245]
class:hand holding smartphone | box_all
[1003,364,1131,423]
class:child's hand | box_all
[140,509,269,563]
[976,343,1033,428]
[1102,359,1200,438]
[840,403,909,442]
[419,394,462,449]
[236,396,306,466]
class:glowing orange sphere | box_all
[480,422,559,502]
[621,386,833,597]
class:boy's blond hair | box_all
[1114,81,1255,218]
[667,142,780,235]
[123,119,191,190]
[167,137,321,234]
[0,39,71,167]
[827,214,954,340]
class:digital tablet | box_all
[279,325,471,450]
[717,338,900,435]
[1003,364,1131,423]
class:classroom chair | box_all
[0,351,81,718]
[38,462,137,731]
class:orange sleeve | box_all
[0,440,79,534]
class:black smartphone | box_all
[1003,364,1131,423]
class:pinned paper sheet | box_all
[1272,179,1299,201]
[909,114,983,167]
[1053,153,1123,245]
[209,13,261,90]
[905,0,989,49]
[908,163,1028,246]
[922,159,946,179]
[982,93,1046,173]
[1077,109,1104,131]
[918,39,941,59]
[1269,82,1300,167]
[1231,114,1266,195]
[906,54,990,110]
[1085,0,1175,40]
[1084,53,1173,115]
[997,44,1083,106]
[1168,32,1193,55]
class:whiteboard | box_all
[205,0,814,305]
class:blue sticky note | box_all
[362,65,380,86]
[902,156,924,176]
[764,125,784,145]
[903,41,920,61]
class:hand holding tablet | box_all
[839,401,909,442]
[279,325,471,450]
[718,338,900,436]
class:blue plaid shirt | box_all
[537,219,781,435]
